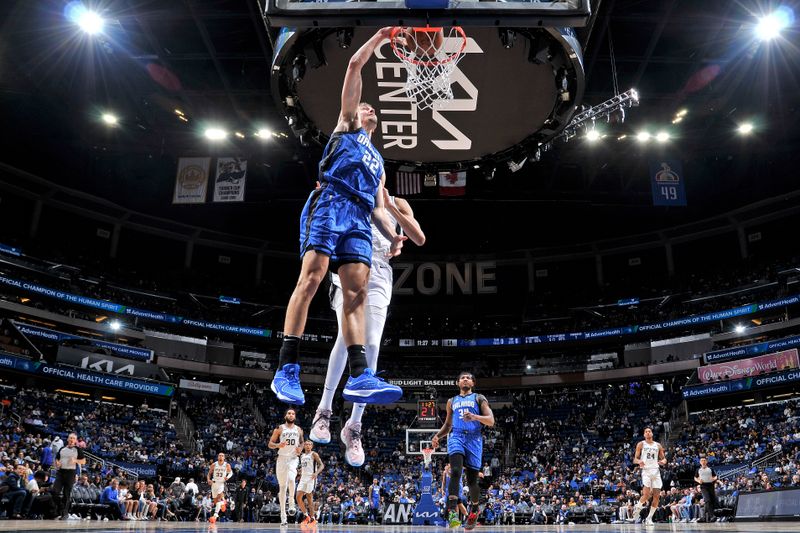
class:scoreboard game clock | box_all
[417,399,438,427]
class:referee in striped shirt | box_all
[53,433,86,520]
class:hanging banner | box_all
[173,157,210,204]
[650,160,687,206]
[213,157,247,202]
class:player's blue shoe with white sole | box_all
[271,363,305,404]
[342,368,402,404]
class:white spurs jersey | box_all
[641,441,661,471]
[211,461,229,483]
[370,196,400,267]
[278,424,301,457]
[300,452,315,477]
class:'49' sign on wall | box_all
[392,261,497,296]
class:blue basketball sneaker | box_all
[271,363,305,404]
[342,368,402,404]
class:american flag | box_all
[395,170,422,196]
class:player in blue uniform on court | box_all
[431,371,495,529]
[271,27,406,406]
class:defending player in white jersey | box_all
[633,427,667,526]
[206,452,232,524]
[269,408,304,526]
[296,440,324,525]
[310,188,425,466]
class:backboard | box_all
[406,428,448,456]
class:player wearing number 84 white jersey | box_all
[269,408,304,525]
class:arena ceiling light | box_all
[109,320,122,331]
[256,128,274,140]
[101,112,118,126]
[737,122,755,135]
[636,131,651,143]
[65,2,105,35]
[755,7,794,41]
[204,128,227,141]
[586,129,601,142]
[734,324,747,334]
[655,131,670,143]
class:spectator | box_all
[99,478,126,520]
[2,464,29,519]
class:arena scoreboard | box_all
[417,400,438,427]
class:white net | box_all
[391,27,467,111]
[422,447,434,467]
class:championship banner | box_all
[173,157,210,204]
[699,349,800,383]
[0,352,174,397]
[212,157,247,202]
[650,159,686,206]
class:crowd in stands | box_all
[2,379,800,523]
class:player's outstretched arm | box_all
[385,189,426,246]
[335,27,394,134]
[431,399,454,449]
[658,444,667,465]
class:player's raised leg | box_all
[272,250,330,405]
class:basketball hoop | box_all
[390,26,468,111]
[422,447,434,467]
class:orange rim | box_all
[390,26,467,68]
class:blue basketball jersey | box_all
[319,129,384,211]
[451,393,482,434]
[370,483,380,506]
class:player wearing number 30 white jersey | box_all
[269,408,304,526]
[633,427,667,526]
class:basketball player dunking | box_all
[310,189,425,466]
[269,408,304,526]
[270,27,406,407]
[633,427,667,526]
[432,372,495,530]
[206,452,232,524]
[296,440,324,525]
